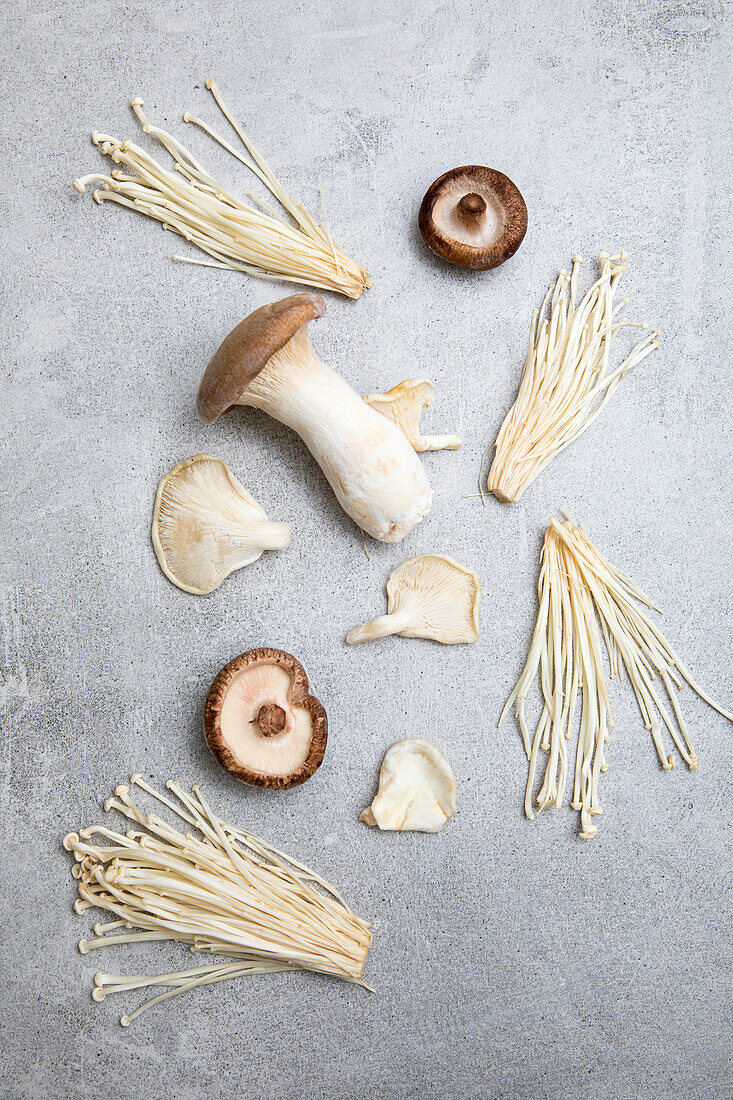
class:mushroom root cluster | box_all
[347,554,481,644]
[197,294,435,542]
[204,648,328,788]
[152,454,291,594]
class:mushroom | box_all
[418,166,527,270]
[151,454,291,595]
[362,379,462,452]
[204,648,327,788]
[197,294,433,542]
[346,554,480,644]
[360,740,457,833]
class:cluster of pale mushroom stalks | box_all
[64,778,371,1025]
[500,516,733,838]
[488,254,660,503]
[73,80,370,299]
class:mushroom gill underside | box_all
[418,165,527,270]
[363,379,462,452]
[152,455,290,595]
[347,554,481,644]
[205,650,327,788]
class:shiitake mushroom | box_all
[418,165,527,270]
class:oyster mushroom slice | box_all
[152,455,291,595]
[362,379,462,452]
[418,165,527,270]
[204,648,327,789]
[360,739,457,833]
[346,554,480,645]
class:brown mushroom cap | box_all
[204,648,327,788]
[418,166,527,270]
[196,294,326,424]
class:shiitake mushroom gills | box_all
[204,648,327,788]
[418,166,527,270]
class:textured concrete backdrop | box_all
[1,1,731,1098]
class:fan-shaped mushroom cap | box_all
[204,648,327,788]
[362,379,462,452]
[418,166,527,270]
[152,454,291,595]
[346,554,480,644]
[197,293,326,423]
[360,739,457,832]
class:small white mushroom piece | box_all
[197,295,434,543]
[152,454,291,595]
[362,379,462,452]
[360,739,457,833]
[346,554,480,644]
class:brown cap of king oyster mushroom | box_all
[418,166,527,270]
[197,293,326,423]
[346,554,481,645]
[204,648,327,788]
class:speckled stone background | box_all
[1,1,731,1097]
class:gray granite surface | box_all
[1,1,732,1097]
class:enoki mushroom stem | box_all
[73,80,370,299]
[499,515,733,838]
[488,254,660,502]
[64,778,372,1024]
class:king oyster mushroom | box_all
[197,294,433,542]
[152,454,291,595]
[346,554,480,644]
[362,379,462,452]
[204,648,327,788]
[360,739,457,833]
[418,166,527,270]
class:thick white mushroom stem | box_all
[238,326,433,542]
[241,520,292,550]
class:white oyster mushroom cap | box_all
[346,554,480,644]
[360,739,457,833]
[151,454,291,595]
[362,378,462,452]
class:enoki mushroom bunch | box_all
[64,778,371,1025]
[488,254,660,503]
[73,79,370,299]
[500,516,733,838]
